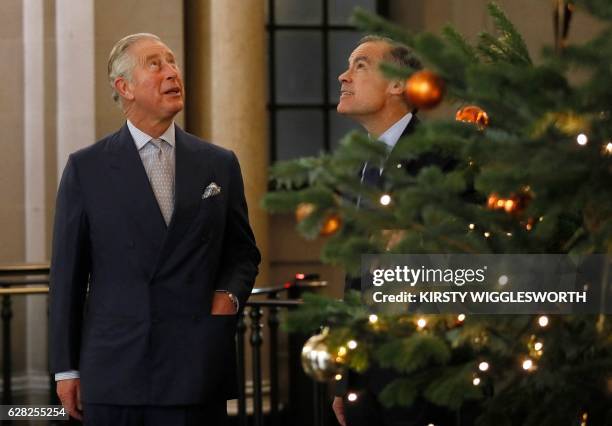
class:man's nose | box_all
[163,63,179,80]
[338,69,350,83]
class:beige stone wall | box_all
[391,0,605,47]
[0,0,27,379]
[94,0,184,139]
[44,0,58,258]
[0,0,25,264]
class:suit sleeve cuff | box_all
[55,370,80,381]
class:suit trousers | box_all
[82,400,228,426]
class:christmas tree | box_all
[263,1,612,424]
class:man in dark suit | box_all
[49,33,260,426]
[332,36,453,426]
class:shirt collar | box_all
[126,120,176,150]
[377,112,413,150]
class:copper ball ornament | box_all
[456,105,490,129]
[405,70,445,110]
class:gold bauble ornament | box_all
[405,70,445,110]
[456,105,490,130]
[295,203,316,223]
[295,204,342,236]
[301,328,344,382]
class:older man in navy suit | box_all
[49,33,260,425]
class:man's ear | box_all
[388,79,405,96]
[114,77,135,102]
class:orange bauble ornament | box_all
[320,214,341,236]
[487,191,531,215]
[456,105,490,129]
[295,203,342,236]
[405,70,445,110]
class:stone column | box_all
[55,0,95,176]
[209,0,269,286]
[23,0,49,394]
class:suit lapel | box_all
[389,114,419,157]
[388,115,455,175]
[107,124,167,250]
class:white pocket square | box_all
[202,182,222,199]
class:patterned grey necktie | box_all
[143,138,175,225]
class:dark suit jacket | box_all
[339,115,459,425]
[49,123,261,406]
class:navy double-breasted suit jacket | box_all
[49,123,261,405]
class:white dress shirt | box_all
[360,112,413,181]
[378,112,413,151]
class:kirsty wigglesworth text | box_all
[372,290,587,304]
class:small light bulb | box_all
[457,314,466,322]
[506,232,513,237]
[522,359,533,370]
[538,316,549,327]
[468,223,475,230]
[368,314,378,324]
[604,142,612,155]
[335,374,343,381]
[417,318,427,329]
[396,163,402,169]
[347,340,358,350]
[534,342,543,351]
[498,275,508,286]
[347,392,358,402]
[478,361,489,372]
[577,133,588,145]
[484,231,491,238]
[380,194,392,206]
[472,377,481,386]
[337,346,347,357]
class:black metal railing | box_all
[0,263,53,407]
[0,264,333,426]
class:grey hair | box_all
[108,33,161,106]
[359,35,422,73]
